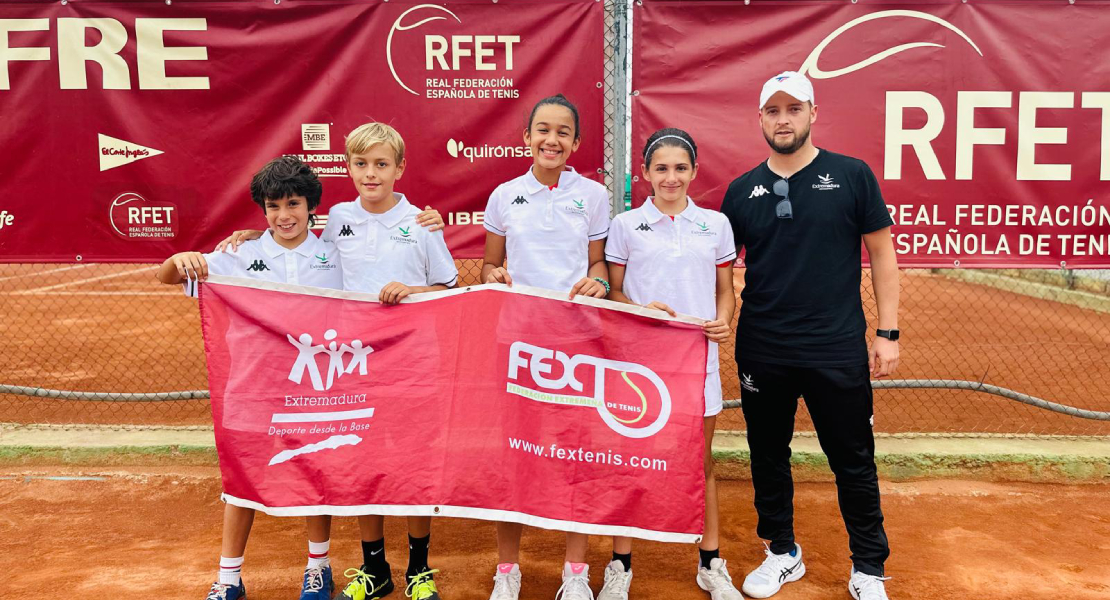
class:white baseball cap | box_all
[759,71,815,109]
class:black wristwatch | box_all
[876,329,900,342]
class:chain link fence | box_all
[3,2,1109,436]
[2,262,1109,436]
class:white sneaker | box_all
[740,543,805,598]
[597,560,632,600]
[490,563,521,600]
[555,562,594,600]
[695,557,743,600]
[849,568,891,600]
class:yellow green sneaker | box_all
[404,569,441,600]
[338,567,395,600]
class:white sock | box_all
[308,539,331,569]
[219,556,244,586]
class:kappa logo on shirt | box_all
[338,224,355,237]
[511,196,528,205]
[635,223,653,232]
[813,173,841,191]
[749,185,770,198]
[246,260,270,272]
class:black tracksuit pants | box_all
[738,357,890,577]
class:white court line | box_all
[15,266,157,294]
[0,264,91,284]
[0,291,179,297]
[271,408,376,423]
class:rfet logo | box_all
[387,4,520,99]
[506,341,672,439]
[0,210,13,232]
[109,192,178,240]
[795,10,1107,182]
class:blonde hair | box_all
[345,122,406,163]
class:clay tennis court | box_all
[2,263,1108,435]
[2,465,1107,600]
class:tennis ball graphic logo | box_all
[798,10,982,80]
[605,371,649,426]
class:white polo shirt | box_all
[321,193,458,295]
[606,197,737,371]
[184,230,342,297]
[484,167,610,291]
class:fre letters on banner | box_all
[199,276,708,543]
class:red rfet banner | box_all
[634,2,1110,267]
[199,278,707,543]
[0,0,603,262]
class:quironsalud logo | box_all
[506,341,672,439]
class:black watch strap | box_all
[876,329,900,342]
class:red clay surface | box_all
[2,466,1108,599]
[2,263,1108,435]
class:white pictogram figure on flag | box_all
[344,340,374,375]
[287,333,326,390]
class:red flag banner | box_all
[0,0,603,262]
[633,2,1110,268]
[199,277,707,543]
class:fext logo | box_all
[109,192,179,240]
[506,341,672,439]
[1,18,209,90]
[387,4,519,97]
